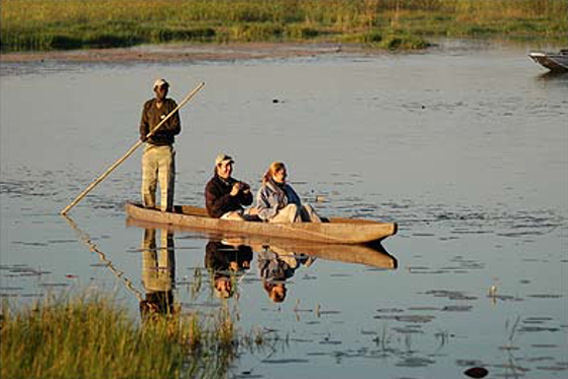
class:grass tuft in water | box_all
[0,292,249,378]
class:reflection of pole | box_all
[62,214,144,302]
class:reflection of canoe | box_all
[529,50,568,72]
[125,202,397,244]
[126,217,397,269]
[244,238,397,270]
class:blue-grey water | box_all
[1,40,567,378]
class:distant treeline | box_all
[1,0,566,52]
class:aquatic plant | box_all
[0,291,261,378]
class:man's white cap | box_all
[153,78,169,89]
[215,153,234,166]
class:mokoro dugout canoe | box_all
[126,216,398,269]
[125,202,397,244]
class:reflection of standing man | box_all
[139,228,176,316]
[140,79,181,212]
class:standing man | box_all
[205,153,258,220]
[140,78,181,212]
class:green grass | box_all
[0,0,566,52]
[0,292,258,378]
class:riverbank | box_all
[1,0,566,54]
[0,42,367,63]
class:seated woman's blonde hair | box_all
[263,161,286,184]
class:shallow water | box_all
[1,40,567,378]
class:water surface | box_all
[1,41,566,378]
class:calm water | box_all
[1,40,567,378]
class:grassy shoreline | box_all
[1,0,566,53]
[1,292,262,378]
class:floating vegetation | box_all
[441,305,473,312]
[374,314,436,323]
[407,306,440,311]
[536,365,568,371]
[395,356,436,367]
[392,327,424,334]
[488,294,524,302]
[262,358,310,364]
[376,307,404,313]
[319,339,342,345]
[423,289,478,301]
[519,326,560,333]
[523,317,554,324]
[527,294,563,299]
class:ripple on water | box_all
[39,283,70,288]
[395,356,436,367]
[261,359,310,364]
[531,344,559,348]
[536,365,568,372]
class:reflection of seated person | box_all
[257,245,314,303]
[205,240,253,299]
[139,228,176,317]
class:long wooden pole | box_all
[60,82,205,215]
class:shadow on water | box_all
[535,70,568,81]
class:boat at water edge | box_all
[125,202,397,244]
[529,49,568,72]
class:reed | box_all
[0,0,566,52]
[0,292,250,378]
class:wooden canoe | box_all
[126,217,397,269]
[125,202,397,244]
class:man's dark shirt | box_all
[205,174,253,218]
[140,98,181,145]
